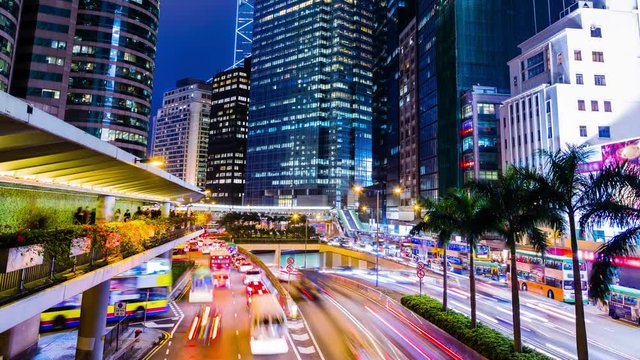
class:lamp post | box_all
[292,213,308,269]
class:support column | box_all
[160,249,172,260]
[0,314,40,359]
[275,247,281,268]
[96,195,116,222]
[161,202,171,218]
[76,280,110,360]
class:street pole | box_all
[143,288,149,331]
[304,218,308,269]
[376,190,380,288]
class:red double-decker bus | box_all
[210,250,232,288]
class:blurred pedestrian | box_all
[89,209,96,224]
[114,208,122,222]
[82,207,90,224]
[123,209,131,222]
[73,207,83,224]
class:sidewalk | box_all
[33,326,164,360]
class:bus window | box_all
[624,296,638,306]
[611,293,624,304]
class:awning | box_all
[0,92,203,202]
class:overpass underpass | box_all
[238,242,411,271]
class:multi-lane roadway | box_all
[335,267,640,360]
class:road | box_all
[294,272,465,360]
[146,253,321,360]
[335,267,640,360]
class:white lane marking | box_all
[236,330,239,336]
[297,307,326,360]
[544,343,578,360]
[237,354,241,359]
[287,322,304,330]
[285,331,303,360]
[168,341,172,346]
[165,348,170,355]
[291,333,310,341]
[297,346,316,354]
[169,301,185,338]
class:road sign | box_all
[416,269,426,279]
[114,301,126,317]
[417,261,425,270]
[287,257,295,265]
[286,264,294,273]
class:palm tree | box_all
[411,196,455,311]
[524,144,593,359]
[580,162,640,302]
[414,188,494,328]
[473,167,564,352]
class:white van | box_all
[249,296,289,355]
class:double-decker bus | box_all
[411,237,491,275]
[190,267,215,303]
[608,285,640,325]
[513,250,588,303]
[474,261,507,283]
[210,249,232,288]
[40,257,171,331]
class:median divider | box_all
[237,247,297,319]
[318,272,486,360]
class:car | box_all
[238,262,253,273]
[245,281,269,307]
[213,273,230,288]
[201,246,211,255]
[243,270,261,285]
[187,305,221,345]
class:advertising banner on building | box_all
[579,137,640,173]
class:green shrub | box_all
[172,260,194,284]
[401,295,551,360]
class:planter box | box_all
[0,244,44,273]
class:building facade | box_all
[153,79,211,188]
[500,1,640,172]
[206,60,249,205]
[398,17,418,205]
[232,0,253,69]
[0,0,20,92]
[460,86,508,183]
[245,0,375,207]
[416,0,565,199]
[9,0,160,157]
[11,0,77,118]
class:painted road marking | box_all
[291,333,310,341]
[297,346,316,354]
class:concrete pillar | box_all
[96,195,116,222]
[161,201,171,218]
[76,280,110,360]
[0,314,40,359]
[160,250,172,260]
[325,252,333,268]
[275,247,281,268]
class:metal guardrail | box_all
[103,317,131,358]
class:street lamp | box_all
[353,184,382,287]
[134,157,164,167]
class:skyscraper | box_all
[245,0,375,207]
[0,0,20,92]
[9,0,160,157]
[206,59,250,205]
[232,0,254,69]
[153,79,211,188]
[416,0,565,199]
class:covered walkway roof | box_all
[0,92,203,202]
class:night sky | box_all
[151,0,237,114]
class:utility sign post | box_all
[287,257,294,292]
[417,261,426,296]
[114,301,126,317]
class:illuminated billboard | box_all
[578,137,640,173]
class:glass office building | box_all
[0,0,20,92]
[416,0,565,199]
[245,0,375,207]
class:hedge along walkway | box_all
[401,295,552,360]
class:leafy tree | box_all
[412,188,494,328]
[523,144,593,359]
[411,196,455,311]
[580,162,640,302]
[473,167,563,352]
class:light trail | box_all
[365,306,434,360]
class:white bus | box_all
[189,267,214,303]
[249,295,289,355]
